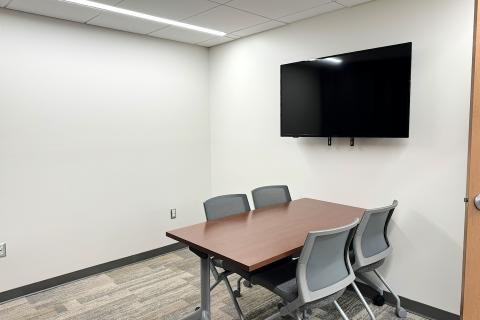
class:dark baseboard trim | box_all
[354,281,460,320]
[0,242,187,304]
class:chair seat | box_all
[251,259,299,302]
[354,257,385,273]
[212,257,251,280]
[212,258,227,269]
[251,259,348,305]
[213,256,293,282]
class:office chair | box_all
[251,185,292,209]
[251,219,376,320]
[203,194,251,320]
[251,185,299,262]
[352,200,407,318]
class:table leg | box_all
[180,248,211,320]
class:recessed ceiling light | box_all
[60,0,226,36]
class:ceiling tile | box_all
[335,0,371,7]
[82,0,121,3]
[227,0,332,19]
[117,0,219,21]
[184,5,269,33]
[197,36,235,47]
[87,12,168,34]
[231,20,284,37]
[7,0,120,23]
[227,33,241,39]
[278,2,343,23]
[150,26,215,44]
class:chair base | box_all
[266,284,375,320]
[351,282,376,320]
[372,294,385,306]
[396,307,408,318]
[209,260,246,320]
[233,277,243,297]
[373,270,407,318]
[334,300,349,320]
[356,269,407,319]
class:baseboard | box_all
[0,242,187,304]
[354,281,460,320]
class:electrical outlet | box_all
[0,242,6,258]
[170,209,177,219]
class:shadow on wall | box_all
[296,137,410,150]
[379,208,463,307]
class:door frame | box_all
[461,0,480,319]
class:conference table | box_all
[166,198,365,320]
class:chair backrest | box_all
[296,219,359,304]
[251,185,292,209]
[203,194,251,221]
[352,200,398,269]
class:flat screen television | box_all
[280,43,412,138]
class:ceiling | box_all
[1,0,373,47]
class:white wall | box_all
[0,0,475,313]
[209,0,474,314]
[0,9,210,292]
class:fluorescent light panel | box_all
[60,0,226,36]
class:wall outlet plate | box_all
[0,242,6,257]
[170,209,176,219]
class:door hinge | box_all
[464,197,469,203]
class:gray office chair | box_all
[251,185,299,261]
[203,194,251,320]
[352,200,407,318]
[251,219,376,320]
[251,185,292,209]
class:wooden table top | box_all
[166,198,365,272]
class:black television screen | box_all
[281,43,412,138]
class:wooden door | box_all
[462,1,480,318]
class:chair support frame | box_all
[353,200,407,318]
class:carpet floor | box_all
[0,248,427,320]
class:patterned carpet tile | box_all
[0,249,428,320]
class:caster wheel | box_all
[396,307,407,318]
[373,294,385,306]
[243,280,253,288]
[195,306,200,311]
[233,289,241,298]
